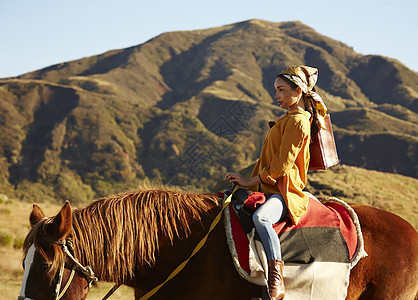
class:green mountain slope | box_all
[0,19,417,204]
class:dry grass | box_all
[87,283,134,299]
[0,247,25,299]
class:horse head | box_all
[19,201,92,300]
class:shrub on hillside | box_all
[0,230,14,247]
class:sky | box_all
[1,0,417,78]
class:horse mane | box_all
[70,189,221,283]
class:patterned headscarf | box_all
[279,66,327,129]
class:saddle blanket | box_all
[223,192,367,300]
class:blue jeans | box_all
[252,194,288,260]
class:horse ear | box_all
[30,204,46,227]
[49,201,72,241]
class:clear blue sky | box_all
[1,0,417,78]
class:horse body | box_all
[346,204,418,300]
[19,189,418,300]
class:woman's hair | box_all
[276,74,320,138]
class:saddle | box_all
[223,188,367,300]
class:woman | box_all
[225,65,327,300]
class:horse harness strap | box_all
[52,238,98,300]
[53,258,65,300]
[101,283,122,300]
[57,263,77,299]
[61,243,98,286]
[138,185,240,300]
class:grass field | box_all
[2,165,417,299]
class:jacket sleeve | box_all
[259,121,308,185]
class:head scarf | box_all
[279,66,327,129]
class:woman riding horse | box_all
[226,65,326,300]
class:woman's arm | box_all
[225,172,261,187]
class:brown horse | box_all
[19,189,418,300]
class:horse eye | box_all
[40,262,51,270]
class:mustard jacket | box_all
[249,110,311,225]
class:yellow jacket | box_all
[249,110,311,225]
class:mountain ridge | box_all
[0,19,417,203]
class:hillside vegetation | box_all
[0,19,417,207]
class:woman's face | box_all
[274,77,302,111]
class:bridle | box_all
[19,237,98,300]
[20,236,124,300]
[50,237,98,300]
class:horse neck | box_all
[134,202,224,290]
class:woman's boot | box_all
[267,259,285,300]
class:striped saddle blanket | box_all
[223,191,367,300]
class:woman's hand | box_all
[225,172,246,186]
[225,172,261,187]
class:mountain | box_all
[0,19,417,204]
